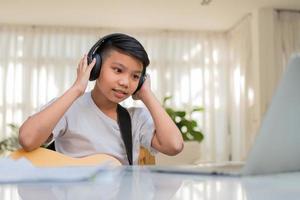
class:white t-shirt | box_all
[42,92,156,165]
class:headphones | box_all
[87,33,146,95]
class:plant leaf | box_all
[191,130,204,142]
[191,107,205,113]
[163,96,173,107]
[175,111,186,117]
[181,132,189,141]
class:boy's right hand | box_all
[73,54,96,95]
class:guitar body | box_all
[10,148,122,167]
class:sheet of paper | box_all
[0,157,111,183]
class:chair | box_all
[138,147,155,165]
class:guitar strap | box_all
[116,104,133,165]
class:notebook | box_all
[149,54,300,176]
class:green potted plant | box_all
[0,124,20,156]
[156,96,204,165]
[162,96,204,142]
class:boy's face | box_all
[95,50,143,103]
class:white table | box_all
[0,166,299,200]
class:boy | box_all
[18,33,183,165]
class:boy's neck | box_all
[91,89,118,120]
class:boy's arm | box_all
[19,55,95,151]
[134,76,184,156]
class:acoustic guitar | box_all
[10,147,122,167]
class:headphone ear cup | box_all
[133,74,145,95]
[89,54,101,81]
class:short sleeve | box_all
[131,107,158,155]
[39,98,67,143]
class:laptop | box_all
[148,54,300,176]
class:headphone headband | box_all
[87,33,123,63]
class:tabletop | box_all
[0,166,299,200]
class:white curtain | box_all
[226,10,300,162]
[138,32,230,163]
[0,26,107,138]
[226,16,259,161]
[0,25,231,162]
[277,10,300,67]
[225,10,300,161]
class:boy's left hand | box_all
[132,73,151,101]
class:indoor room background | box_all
[1,0,300,165]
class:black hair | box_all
[97,33,150,68]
